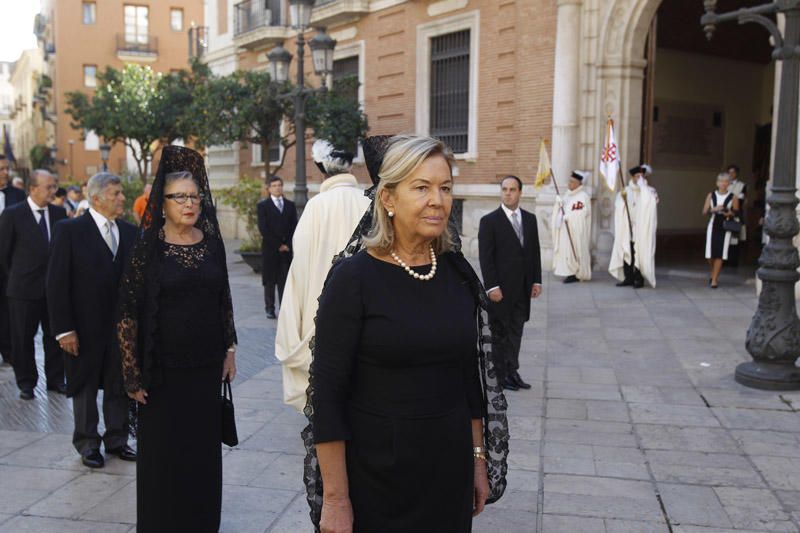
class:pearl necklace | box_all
[390,245,437,281]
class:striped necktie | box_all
[511,211,524,246]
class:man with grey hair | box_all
[0,169,67,398]
[47,172,137,468]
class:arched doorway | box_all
[583,0,775,273]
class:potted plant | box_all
[216,175,263,273]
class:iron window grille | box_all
[430,30,470,154]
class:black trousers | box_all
[264,255,291,313]
[490,297,528,382]
[8,297,64,390]
[0,283,11,364]
[72,368,129,456]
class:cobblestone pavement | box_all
[0,248,799,532]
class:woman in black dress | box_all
[117,146,237,532]
[704,172,740,288]
[303,135,509,533]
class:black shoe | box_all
[633,279,644,289]
[563,275,579,284]
[512,371,532,390]
[503,377,519,391]
[82,449,105,468]
[266,311,277,319]
[47,382,67,394]
[19,388,34,400]
[616,279,633,287]
[106,444,137,461]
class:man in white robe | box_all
[275,140,371,411]
[551,171,592,283]
[609,165,658,288]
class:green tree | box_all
[192,71,368,173]
[307,77,368,154]
[65,62,208,184]
[192,69,292,166]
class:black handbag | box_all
[221,378,238,447]
[723,218,743,234]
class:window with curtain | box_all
[429,30,470,154]
[82,2,96,24]
[83,65,97,88]
[124,5,149,44]
[170,8,183,31]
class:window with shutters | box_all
[332,55,360,154]
[429,30,470,154]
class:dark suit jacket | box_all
[0,186,27,299]
[0,201,67,300]
[46,213,136,397]
[478,206,542,322]
[1,185,26,209]
[257,196,297,283]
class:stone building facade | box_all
[205,0,785,268]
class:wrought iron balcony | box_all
[116,34,158,61]
[233,0,290,49]
[311,0,370,27]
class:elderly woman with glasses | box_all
[117,146,237,532]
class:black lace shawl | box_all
[301,136,509,530]
[116,145,237,436]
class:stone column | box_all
[551,0,583,188]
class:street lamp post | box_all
[99,143,110,172]
[702,1,800,390]
[68,139,75,178]
[267,0,336,212]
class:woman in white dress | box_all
[703,172,740,288]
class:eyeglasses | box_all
[165,193,205,205]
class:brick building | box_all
[203,0,556,258]
[204,0,785,268]
[33,0,204,181]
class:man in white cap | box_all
[609,164,658,288]
[551,171,592,283]
[275,139,371,411]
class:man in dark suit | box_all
[257,176,297,319]
[47,172,137,468]
[0,169,66,399]
[479,175,542,392]
[0,154,26,366]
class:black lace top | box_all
[156,238,235,368]
[120,235,236,393]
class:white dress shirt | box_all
[27,196,51,240]
[272,195,284,212]
[0,189,5,215]
[88,208,120,253]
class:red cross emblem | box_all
[572,201,584,211]
[601,143,618,163]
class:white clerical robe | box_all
[608,178,658,288]
[551,186,592,280]
[275,174,371,411]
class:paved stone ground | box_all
[0,247,799,532]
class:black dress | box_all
[134,237,236,533]
[705,191,735,260]
[312,250,484,533]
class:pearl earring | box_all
[388,210,394,218]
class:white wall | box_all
[653,49,774,232]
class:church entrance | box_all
[642,1,775,272]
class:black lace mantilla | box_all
[116,145,237,436]
[300,135,510,530]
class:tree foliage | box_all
[215,174,263,251]
[65,61,210,183]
